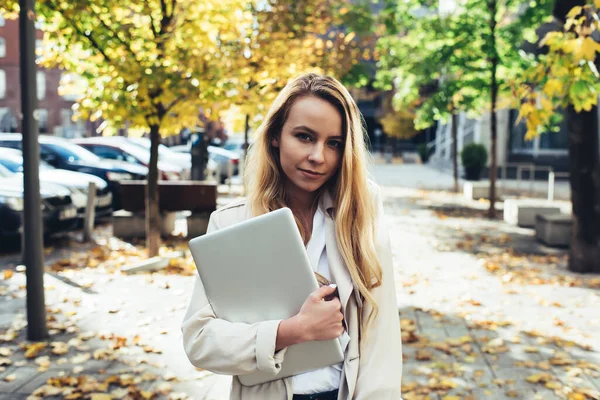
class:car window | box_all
[91,146,126,161]
[43,142,101,163]
[0,140,21,150]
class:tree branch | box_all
[44,0,113,64]
[90,7,139,61]
[164,96,184,113]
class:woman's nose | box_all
[308,144,325,163]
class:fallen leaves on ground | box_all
[399,308,600,400]
[480,250,600,289]
[47,238,198,277]
[0,298,189,400]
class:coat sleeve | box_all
[181,210,289,376]
[353,184,403,399]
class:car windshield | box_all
[0,163,13,178]
[44,141,102,163]
[223,143,239,151]
[0,153,54,172]
[0,157,21,173]
[118,142,151,164]
[129,138,175,158]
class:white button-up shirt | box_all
[292,205,351,394]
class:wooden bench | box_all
[113,181,217,238]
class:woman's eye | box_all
[296,133,312,142]
[328,141,343,149]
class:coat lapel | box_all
[324,216,354,318]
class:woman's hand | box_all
[275,284,344,350]
[297,284,344,341]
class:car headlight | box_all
[0,196,24,212]
[106,172,133,181]
[68,189,88,208]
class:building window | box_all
[35,39,43,63]
[0,70,5,99]
[35,109,48,133]
[509,109,568,155]
[0,37,5,58]
[60,73,85,101]
[36,71,46,100]
[0,15,5,27]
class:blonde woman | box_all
[182,73,402,400]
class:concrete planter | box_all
[503,199,562,228]
[535,213,572,247]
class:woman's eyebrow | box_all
[293,125,343,140]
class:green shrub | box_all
[461,143,488,169]
[417,143,430,163]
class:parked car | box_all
[0,163,79,240]
[0,149,112,219]
[73,137,185,180]
[207,145,240,183]
[222,137,254,158]
[0,133,147,210]
[172,143,241,182]
[126,137,192,178]
[167,143,220,181]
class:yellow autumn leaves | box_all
[517,3,600,138]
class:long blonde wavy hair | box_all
[245,73,383,338]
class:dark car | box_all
[0,164,79,241]
[0,133,147,210]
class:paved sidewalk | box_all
[380,185,599,399]
[0,165,597,399]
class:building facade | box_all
[428,106,600,179]
[0,16,83,136]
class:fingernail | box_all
[329,284,337,289]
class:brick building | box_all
[0,16,83,136]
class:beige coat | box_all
[182,184,403,399]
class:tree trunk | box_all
[244,113,250,162]
[566,105,600,273]
[146,124,161,257]
[487,0,498,219]
[451,112,459,193]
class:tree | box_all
[515,0,600,273]
[377,92,419,140]
[376,4,487,192]
[3,0,250,256]
[223,0,375,159]
[376,0,553,204]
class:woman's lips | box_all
[298,168,324,179]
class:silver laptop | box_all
[188,207,344,386]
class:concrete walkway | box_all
[369,163,571,201]
[0,164,596,399]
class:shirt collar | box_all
[318,188,335,218]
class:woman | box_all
[182,73,402,400]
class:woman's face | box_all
[272,95,344,197]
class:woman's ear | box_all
[271,137,280,148]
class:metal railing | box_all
[499,163,569,201]
[547,171,569,201]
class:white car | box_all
[73,137,187,180]
[168,143,220,181]
[127,137,192,179]
[0,148,113,218]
